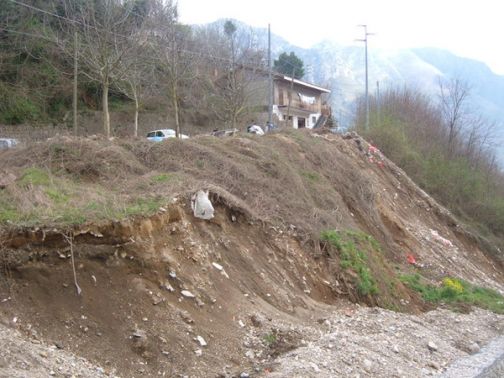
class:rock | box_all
[195,298,205,307]
[152,296,164,305]
[392,345,399,353]
[238,320,245,328]
[196,335,207,347]
[310,362,321,372]
[464,341,480,354]
[161,282,175,292]
[169,271,177,278]
[178,310,194,324]
[363,359,372,372]
[239,373,250,378]
[250,314,264,327]
[194,349,202,356]
[245,350,255,359]
[428,361,441,370]
[427,341,438,351]
[181,290,195,298]
[132,330,146,339]
[212,262,223,271]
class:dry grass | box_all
[0,130,381,234]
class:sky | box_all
[178,0,504,75]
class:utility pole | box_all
[267,23,273,128]
[73,30,78,136]
[356,25,373,131]
[286,66,296,127]
[376,80,380,126]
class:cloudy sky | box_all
[178,0,504,75]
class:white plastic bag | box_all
[191,190,214,220]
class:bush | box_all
[321,230,379,296]
[400,274,504,313]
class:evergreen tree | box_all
[274,52,304,79]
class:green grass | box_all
[0,166,166,227]
[321,230,379,296]
[19,167,51,187]
[123,197,164,216]
[151,173,173,183]
[300,171,320,183]
[263,332,277,346]
[399,273,504,313]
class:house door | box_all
[298,117,306,128]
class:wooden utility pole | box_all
[268,24,273,126]
[286,67,296,127]
[73,30,78,135]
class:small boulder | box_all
[427,341,438,352]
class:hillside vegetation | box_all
[356,86,504,259]
[0,0,268,136]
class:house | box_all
[272,75,331,129]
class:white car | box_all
[146,129,189,141]
[0,138,19,150]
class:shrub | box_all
[400,274,504,313]
[321,230,379,296]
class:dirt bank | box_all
[0,130,503,377]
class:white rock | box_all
[194,349,202,356]
[467,342,480,354]
[363,359,372,372]
[212,262,223,271]
[196,335,207,347]
[238,320,245,328]
[181,290,195,298]
[427,341,438,351]
[310,362,320,372]
[245,350,255,359]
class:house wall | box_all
[274,80,323,114]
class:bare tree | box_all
[149,0,194,138]
[205,21,266,129]
[438,77,471,156]
[58,0,139,138]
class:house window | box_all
[311,116,317,124]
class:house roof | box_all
[276,75,331,94]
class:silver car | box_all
[0,138,19,150]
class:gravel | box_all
[0,322,113,378]
[262,305,504,377]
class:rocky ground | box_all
[0,321,110,378]
[1,301,503,378]
[259,304,504,378]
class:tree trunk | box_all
[102,77,110,138]
[134,92,139,138]
[172,84,180,138]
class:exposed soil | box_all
[0,130,503,377]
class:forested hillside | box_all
[0,0,267,136]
